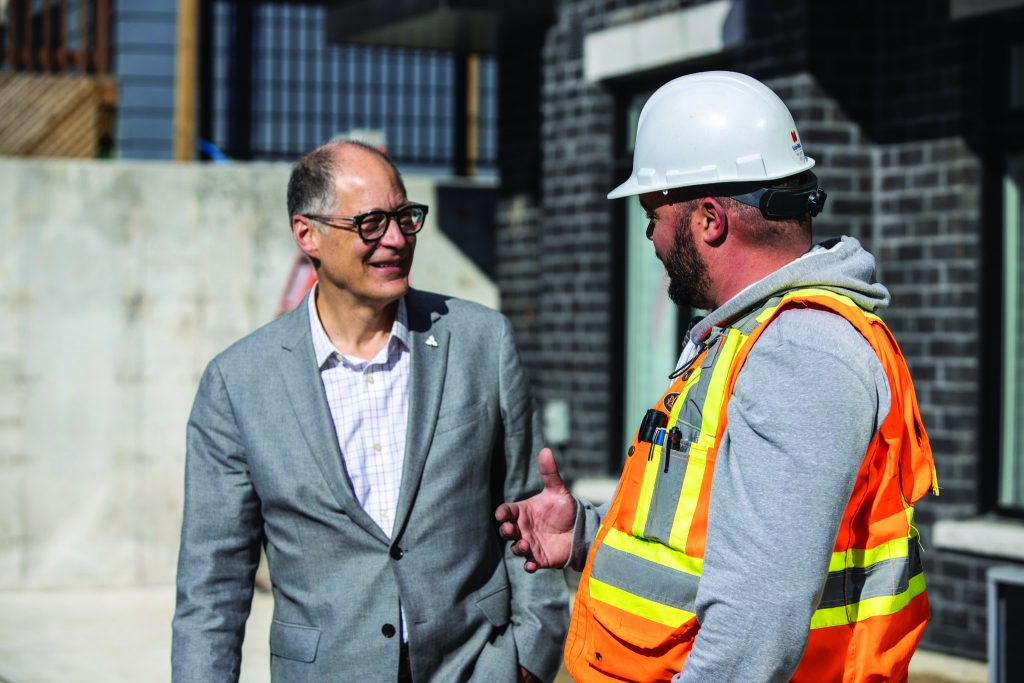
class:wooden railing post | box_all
[95,0,109,74]
[22,0,32,70]
[41,0,52,71]
[77,0,87,72]
[58,0,68,70]
[3,0,113,75]
[174,0,198,161]
[3,0,17,71]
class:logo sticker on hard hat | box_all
[790,130,806,162]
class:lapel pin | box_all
[425,335,438,348]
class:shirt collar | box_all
[307,283,410,369]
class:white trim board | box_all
[583,0,743,83]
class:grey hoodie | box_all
[572,236,894,683]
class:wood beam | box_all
[173,0,198,161]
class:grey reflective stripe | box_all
[818,541,924,609]
[643,441,691,544]
[590,542,700,614]
[731,295,785,335]
[643,355,717,543]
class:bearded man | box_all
[496,72,937,683]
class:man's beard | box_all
[663,210,714,310]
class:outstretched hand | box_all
[496,448,577,572]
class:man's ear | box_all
[697,196,729,245]
[292,215,321,261]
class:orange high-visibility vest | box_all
[564,289,938,683]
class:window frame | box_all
[981,16,1024,518]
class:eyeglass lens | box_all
[361,206,425,240]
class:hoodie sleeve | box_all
[674,308,890,683]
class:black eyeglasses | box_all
[305,203,429,242]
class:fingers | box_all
[513,539,538,573]
[510,538,530,556]
[495,502,518,524]
[511,538,539,573]
[498,521,521,542]
[537,447,567,493]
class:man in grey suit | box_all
[172,141,568,682]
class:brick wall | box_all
[506,0,816,475]
[500,0,627,475]
[877,139,983,523]
[923,551,995,659]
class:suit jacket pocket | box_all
[435,400,489,436]
[270,620,321,663]
[473,583,511,627]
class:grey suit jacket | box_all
[172,289,568,682]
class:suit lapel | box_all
[392,293,449,537]
[275,298,390,545]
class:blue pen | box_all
[649,427,666,461]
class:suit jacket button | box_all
[382,623,397,638]
[390,545,404,560]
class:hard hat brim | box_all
[606,157,816,200]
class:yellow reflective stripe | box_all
[631,441,662,537]
[666,329,745,550]
[810,572,927,629]
[755,304,782,323]
[755,288,883,324]
[781,288,856,311]
[589,577,696,627]
[668,444,708,550]
[633,366,702,538]
[603,527,703,575]
[667,365,701,432]
[697,329,746,447]
[827,537,910,572]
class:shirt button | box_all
[367,376,375,384]
[382,623,396,638]
[373,443,382,452]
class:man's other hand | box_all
[496,448,576,572]
[518,664,542,683]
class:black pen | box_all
[665,427,681,473]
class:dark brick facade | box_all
[495,0,1024,664]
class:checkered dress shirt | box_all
[308,287,410,539]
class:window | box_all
[621,91,681,453]
[201,1,497,172]
[1002,154,1024,509]
[996,35,1024,513]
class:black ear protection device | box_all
[729,171,827,220]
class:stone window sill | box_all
[933,517,1024,561]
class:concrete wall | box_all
[0,159,496,589]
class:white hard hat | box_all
[608,71,815,200]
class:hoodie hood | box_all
[689,236,889,345]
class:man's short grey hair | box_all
[286,140,406,233]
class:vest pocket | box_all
[643,434,705,547]
[586,537,700,649]
[585,599,697,680]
